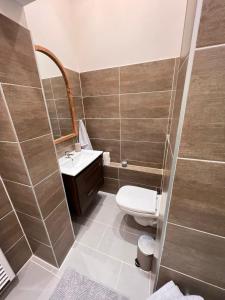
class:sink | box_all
[59,149,103,176]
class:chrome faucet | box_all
[65,151,74,159]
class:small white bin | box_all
[136,235,154,271]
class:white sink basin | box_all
[59,149,103,176]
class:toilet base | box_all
[134,216,157,227]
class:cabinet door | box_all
[76,156,103,213]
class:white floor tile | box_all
[58,243,122,290]
[72,219,106,249]
[116,263,150,300]
[4,261,58,300]
[98,227,139,265]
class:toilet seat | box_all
[116,185,157,215]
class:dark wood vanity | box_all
[62,155,104,216]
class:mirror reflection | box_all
[35,51,74,140]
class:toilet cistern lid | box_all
[116,185,157,214]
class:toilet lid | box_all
[116,185,157,214]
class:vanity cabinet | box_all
[62,155,104,216]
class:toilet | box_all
[116,185,161,227]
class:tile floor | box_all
[3,192,155,300]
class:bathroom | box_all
[0,0,224,299]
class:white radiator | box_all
[0,249,15,293]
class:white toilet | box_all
[116,185,161,227]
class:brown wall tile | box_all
[42,78,53,99]
[5,180,41,219]
[74,97,84,120]
[46,100,57,119]
[51,76,67,99]
[55,98,71,118]
[121,141,165,168]
[101,178,119,194]
[0,142,29,185]
[5,237,32,274]
[120,91,171,118]
[180,47,225,161]
[53,222,74,266]
[169,159,225,237]
[119,168,162,188]
[83,95,119,118]
[0,91,16,142]
[21,134,58,185]
[120,59,175,93]
[80,67,119,96]
[157,266,225,300]
[161,223,225,288]
[86,119,120,140]
[91,139,120,162]
[3,85,50,141]
[0,14,41,87]
[65,68,81,97]
[169,59,187,153]
[197,0,225,48]
[29,238,57,267]
[17,212,50,245]
[45,200,72,245]
[121,119,167,142]
[35,171,65,219]
[0,179,12,219]
[0,211,23,252]
[103,166,118,179]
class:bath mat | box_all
[50,269,128,300]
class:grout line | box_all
[168,222,225,240]
[0,140,17,144]
[81,89,175,99]
[43,199,65,221]
[0,209,13,221]
[19,133,51,144]
[196,42,225,51]
[16,255,33,276]
[160,265,225,291]
[178,157,225,165]
[33,169,59,187]
[31,254,58,270]
[177,54,189,73]
[30,259,59,278]
[114,263,123,289]
[28,236,52,248]
[15,209,41,221]
[49,78,62,137]
[90,137,166,144]
[4,235,24,255]
[2,178,31,188]
[1,82,42,90]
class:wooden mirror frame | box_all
[35,45,78,144]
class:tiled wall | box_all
[0,177,31,273]
[157,1,225,299]
[0,14,75,270]
[80,58,177,192]
[42,69,84,158]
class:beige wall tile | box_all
[80,67,119,96]
[86,119,120,140]
[120,91,171,118]
[0,142,29,185]
[120,59,175,93]
[180,47,225,161]
[161,223,225,288]
[21,134,58,185]
[0,14,40,87]
[169,159,225,237]
[3,85,50,141]
[5,180,41,219]
[91,139,120,162]
[157,266,225,300]
[197,0,225,47]
[0,211,23,252]
[121,119,167,142]
[83,95,119,118]
[42,79,53,100]
[5,237,32,274]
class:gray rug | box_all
[50,269,128,300]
